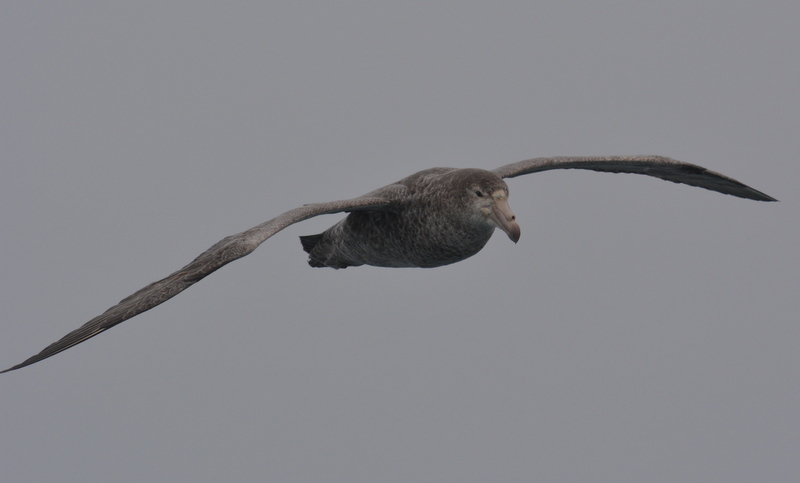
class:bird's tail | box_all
[299,233,332,267]
[299,233,324,254]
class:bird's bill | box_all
[490,198,521,243]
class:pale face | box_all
[469,186,521,243]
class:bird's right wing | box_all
[492,155,777,201]
[2,195,397,373]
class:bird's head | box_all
[461,172,521,243]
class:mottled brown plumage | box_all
[1,155,775,373]
[301,168,517,268]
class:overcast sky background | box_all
[2,2,798,482]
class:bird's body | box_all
[1,155,776,373]
[301,168,518,268]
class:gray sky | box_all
[2,2,798,482]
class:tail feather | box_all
[300,233,343,268]
[299,233,324,254]
[299,233,351,269]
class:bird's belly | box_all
[338,214,494,268]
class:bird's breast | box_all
[331,209,494,268]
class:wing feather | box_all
[1,196,394,373]
[492,155,776,201]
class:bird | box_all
[1,155,776,373]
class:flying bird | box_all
[1,155,776,373]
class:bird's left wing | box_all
[492,155,776,201]
[2,196,396,373]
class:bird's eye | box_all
[475,190,484,197]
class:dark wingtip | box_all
[745,189,778,202]
[1,359,36,374]
[1,345,71,373]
